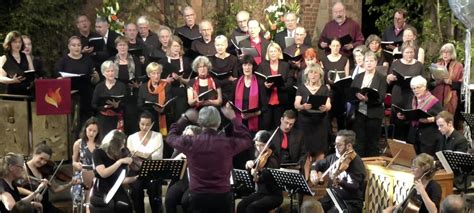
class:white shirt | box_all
[127,131,163,160]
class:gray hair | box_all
[199,20,213,31]
[100,60,119,77]
[0,153,24,178]
[353,45,367,55]
[236,10,250,19]
[441,194,466,213]
[137,16,149,26]
[95,16,108,24]
[158,25,172,37]
[364,51,378,61]
[197,106,221,129]
[253,130,271,142]
[439,43,457,60]
[192,56,212,72]
[410,75,427,88]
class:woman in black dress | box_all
[257,42,294,130]
[109,36,143,135]
[351,52,387,157]
[209,35,239,102]
[237,130,283,213]
[387,41,425,141]
[187,56,223,108]
[90,130,137,212]
[294,62,331,156]
[0,31,35,95]
[320,38,350,131]
[91,60,127,138]
[0,153,45,212]
[55,36,100,130]
[25,142,73,213]
[159,36,192,123]
[21,35,45,79]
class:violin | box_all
[251,127,279,182]
[129,122,155,173]
[331,149,357,187]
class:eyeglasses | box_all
[411,86,424,90]
[12,164,24,169]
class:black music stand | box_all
[326,188,349,213]
[231,169,255,198]
[138,159,187,180]
[268,169,314,213]
[461,112,474,143]
[436,150,474,193]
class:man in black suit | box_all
[75,14,100,55]
[174,6,201,52]
[94,16,119,75]
[273,12,311,50]
[283,26,309,68]
[381,9,411,51]
[136,16,161,62]
[190,20,216,57]
[435,111,469,152]
[238,19,270,65]
[270,110,306,168]
[436,110,471,191]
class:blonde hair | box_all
[146,62,163,75]
[412,153,436,179]
[0,153,24,178]
[303,62,324,85]
[439,43,457,60]
[265,42,283,61]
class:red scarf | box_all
[192,76,216,108]
[411,91,439,126]
[100,110,124,132]
[235,75,259,131]
[148,80,169,136]
[268,66,280,105]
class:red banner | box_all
[35,79,71,115]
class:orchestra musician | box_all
[237,130,283,213]
[164,125,201,213]
[383,153,441,213]
[72,116,101,212]
[166,106,252,213]
[309,130,366,213]
[0,31,35,96]
[0,152,46,212]
[25,142,73,213]
[90,130,137,213]
[127,112,164,213]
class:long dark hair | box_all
[80,117,101,145]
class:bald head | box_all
[236,10,250,32]
[441,195,466,213]
[294,26,306,45]
[332,2,346,24]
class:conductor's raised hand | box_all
[221,104,236,120]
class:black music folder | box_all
[128,47,143,57]
[350,87,380,103]
[255,72,284,86]
[322,34,352,46]
[209,70,233,80]
[198,89,218,101]
[392,105,433,120]
[392,69,413,85]
[98,95,125,107]
[228,101,260,114]
[283,51,303,62]
[177,32,201,49]
[381,40,403,50]
[144,97,177,110]
[306,95,328,110]
[88,37,105,51]
[383,49,403,61]
[238,47,259,57]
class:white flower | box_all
[265,4,278,13]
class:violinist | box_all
[25,142,72,213]
[71,116,101,212]
[309,130,366,213]
[127,112,163,213]
[383,153,441,213]
[236,130,283,213]
[0,152,46,212]
[90,130,137,213]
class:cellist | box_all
[308,130,366,213]
[236,130,283,213]
[126,112,164,213]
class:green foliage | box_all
[96,0,124,34]
[213,2,240,37]
[0,0,79,75]
[263,0,300,40]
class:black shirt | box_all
[92,148,126,196]
[2,52,31,95]
[191,38,216,57]
[0,179,21,212]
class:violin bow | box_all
[254,127,279,166]
[22,161,38,202]
[130,122,155,158]
[39,159,64,196]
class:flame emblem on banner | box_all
[44,88,62,108]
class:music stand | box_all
[436,150,474,193]
[231,169,255,198]
[138,159,187,180]
[326,188,349,213]
[268,168,314,213]
[461,112,474,145]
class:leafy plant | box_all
[263,0,300,40]
[96,0,124,34]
